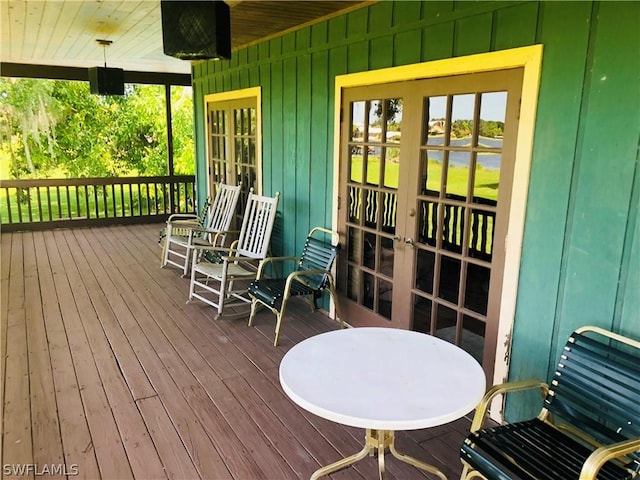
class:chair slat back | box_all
[235,190,280,258]
[207,183,242,232]
[544,327,640,466]
[297,228,339,289]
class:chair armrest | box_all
[256,256,299,278]
[286,269,330,286]
[580,437,640,480]
[185,228,233,247]
[470,380,549,432]
[166,213,199,223]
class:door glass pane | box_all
[383,146,400,188]
[351,101,366,141]
[476,91,505,204]
[438,255,460,304]
[363,231,376,270]
[462,315,485,364]
[451,94,475,142]
[381,191,397,234]
[366,147,381,185]
[378,279,393,319]
[446,151,471,199]
[421,150,442,196]
[464,262,490,315]
[379,236,395,277]
[418,200,437,246]
[386,99,402,144]
[348,186,361,223]
[424,96,447,145]
[363,189,379,229]
[469,208,495,261]
[363,271,375,309]
[474,153,500,202]
[368,100,383,142]
[442,204,466,254]
[434,303,457,336]
[347,226,361,262]
[349,149,363,182]
[415,248,435,294]
[347,265,359,301]
[412,295,432,333]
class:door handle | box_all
[405,237,414,247]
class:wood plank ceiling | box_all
[0,0,369,75]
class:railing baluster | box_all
[111,184,116,218]
[75,185,80,219]
[65,185,71,219]
[83,185,89,219]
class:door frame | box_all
[331,45,543,404]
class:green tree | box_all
[0,78,194,179]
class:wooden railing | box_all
[0,175,196,232]
[349,187,496,261]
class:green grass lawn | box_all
[350,155,499,201]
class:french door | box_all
[337,69,523,380]
[206,96,259,216]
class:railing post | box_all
[165,84,176,213]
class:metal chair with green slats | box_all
[247,227,345,346]
[460,326,640,480]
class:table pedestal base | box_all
[310,429,447,480]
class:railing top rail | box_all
[0,175,195,188]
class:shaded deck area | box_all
[1,224,472,479]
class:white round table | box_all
[279,327,486,479]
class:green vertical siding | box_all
[192,0,640,419]
[509,0,593,416]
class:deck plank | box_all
[0,232,10,465]
[136,396,201,480]
[3,234,34,480]
[26,232,65,478]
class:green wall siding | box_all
[193,1,639,418]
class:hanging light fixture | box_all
[88,39,125,96]
[161,1,231,60]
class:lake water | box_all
[427,137,502,170]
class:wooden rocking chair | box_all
[162,183,241,276]
[188,190,280,317]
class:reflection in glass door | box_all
[338,70,523,380]
[343,94,404,321]
[413,90,510,366]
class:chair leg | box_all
[273,300,289,347]
[326,276,345,330]
[162,239,171,267]
[182,246,191,277]
[248,298,258,326]
[159,238,167,267]
[217,268,228,317]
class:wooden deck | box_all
[1,224,472,480]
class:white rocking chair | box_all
[162,183,241,276]
[188,190,280,317]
